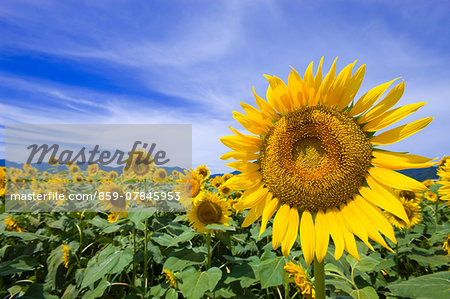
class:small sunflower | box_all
[195,165,210,179]
[68,165,80,174]
[3,216,23,232]
[174,169,206,207]
[153,168,168,181]
[108,171,119,180]
[48,156,59,166]
[188,192,231,233]
[422,179,435,188]
[385,197,421,229]
[107,212,119,223]
[123,149,156,181]
[424,191,438,202]
[220,58,434,264]
[443,235,450,254]
[97,182,128,213]
[0,167,5,196]
[222,173,234,182]
[437,156,450,201]
[210,176,223,188]
[61,244,70,268]
[162,269,177,288]
[218,184,233,197]
[87,164,99,176]
[284,261,315,299]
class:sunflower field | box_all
[0,163,449,299]
[1,60,450,299]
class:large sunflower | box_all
[220,58,435,264]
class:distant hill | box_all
[0,159,439,181]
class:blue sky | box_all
[0,0,449,173]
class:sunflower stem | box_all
[206,231,212,270]
[144,218,149,293]
[314,258,325,299]
[435,201,439,227]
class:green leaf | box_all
[204,223,236,231]
[350,286,378,299]
[224,263,258,288]
[388,271,450,299]
[0,255,37,276]
[178,267,222,299]
[61,284,79,299]
[22,283,59,299]
[80,246,133,289]
[165,288,178,299]
[257,252,285,288]
[128,207,155,230]
[163,249,205,272]
[2,231,48,241]
[81,279,110,299]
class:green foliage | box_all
[1,176,449,298]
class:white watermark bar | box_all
[5,124,192,213]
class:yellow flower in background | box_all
[61,244,69,268]
[4,216,23,232]
[171,170,181,178]
[108,171,119,180]
[424,191,438,202]
[284,261,315,299]
[385,197,421,229]
[72,173,85,183]
[174,169,206,208]
[437,156,450,201]
[123,149,156,180]
[48,156,59,166]
[220,58,434,264]
[422,179,435,188]
[210,176,223,188]
[218,184,233,197]
[162,269,177,288]
[98,182,128,213]
[188,192,231,233]
[87,163,99,176]
[107,212,119,223]
[222,173,234,182]
[443,235,450,255]
[195,165,210,180]
[0,167,5,196]
[68,165,80,174]
[153,168,168,181]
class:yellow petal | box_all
[360,177,410,225]
[272,204,290,250]
[352,195,394,252]
[223,172,261,190]
[370,117,433,145]
[314,57,324,92]
[341,202,374,251]
[288,67,305,107]
[318,57,337,104]
[253,86,278,120]
[337,64,365,110]
[233,112,268,136]
[358,81,405,123]
[372,150,437,170]
[300,210,315,265]
[220,151,259,161]
[322,209,343,260]
[363,102,426,131]
[369,167,427,191]
[241,195,267,227]
[265,75,289,113]
[314,209,329,263]
[226,161,260,173]
[220,134,261,152]
[281,207,300,257]
[235,185,269,210]
[335,210,360,261]
[259,195,278,238]
[353,196,396,244]
[349,78,399,117]
[325,61,355,107]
